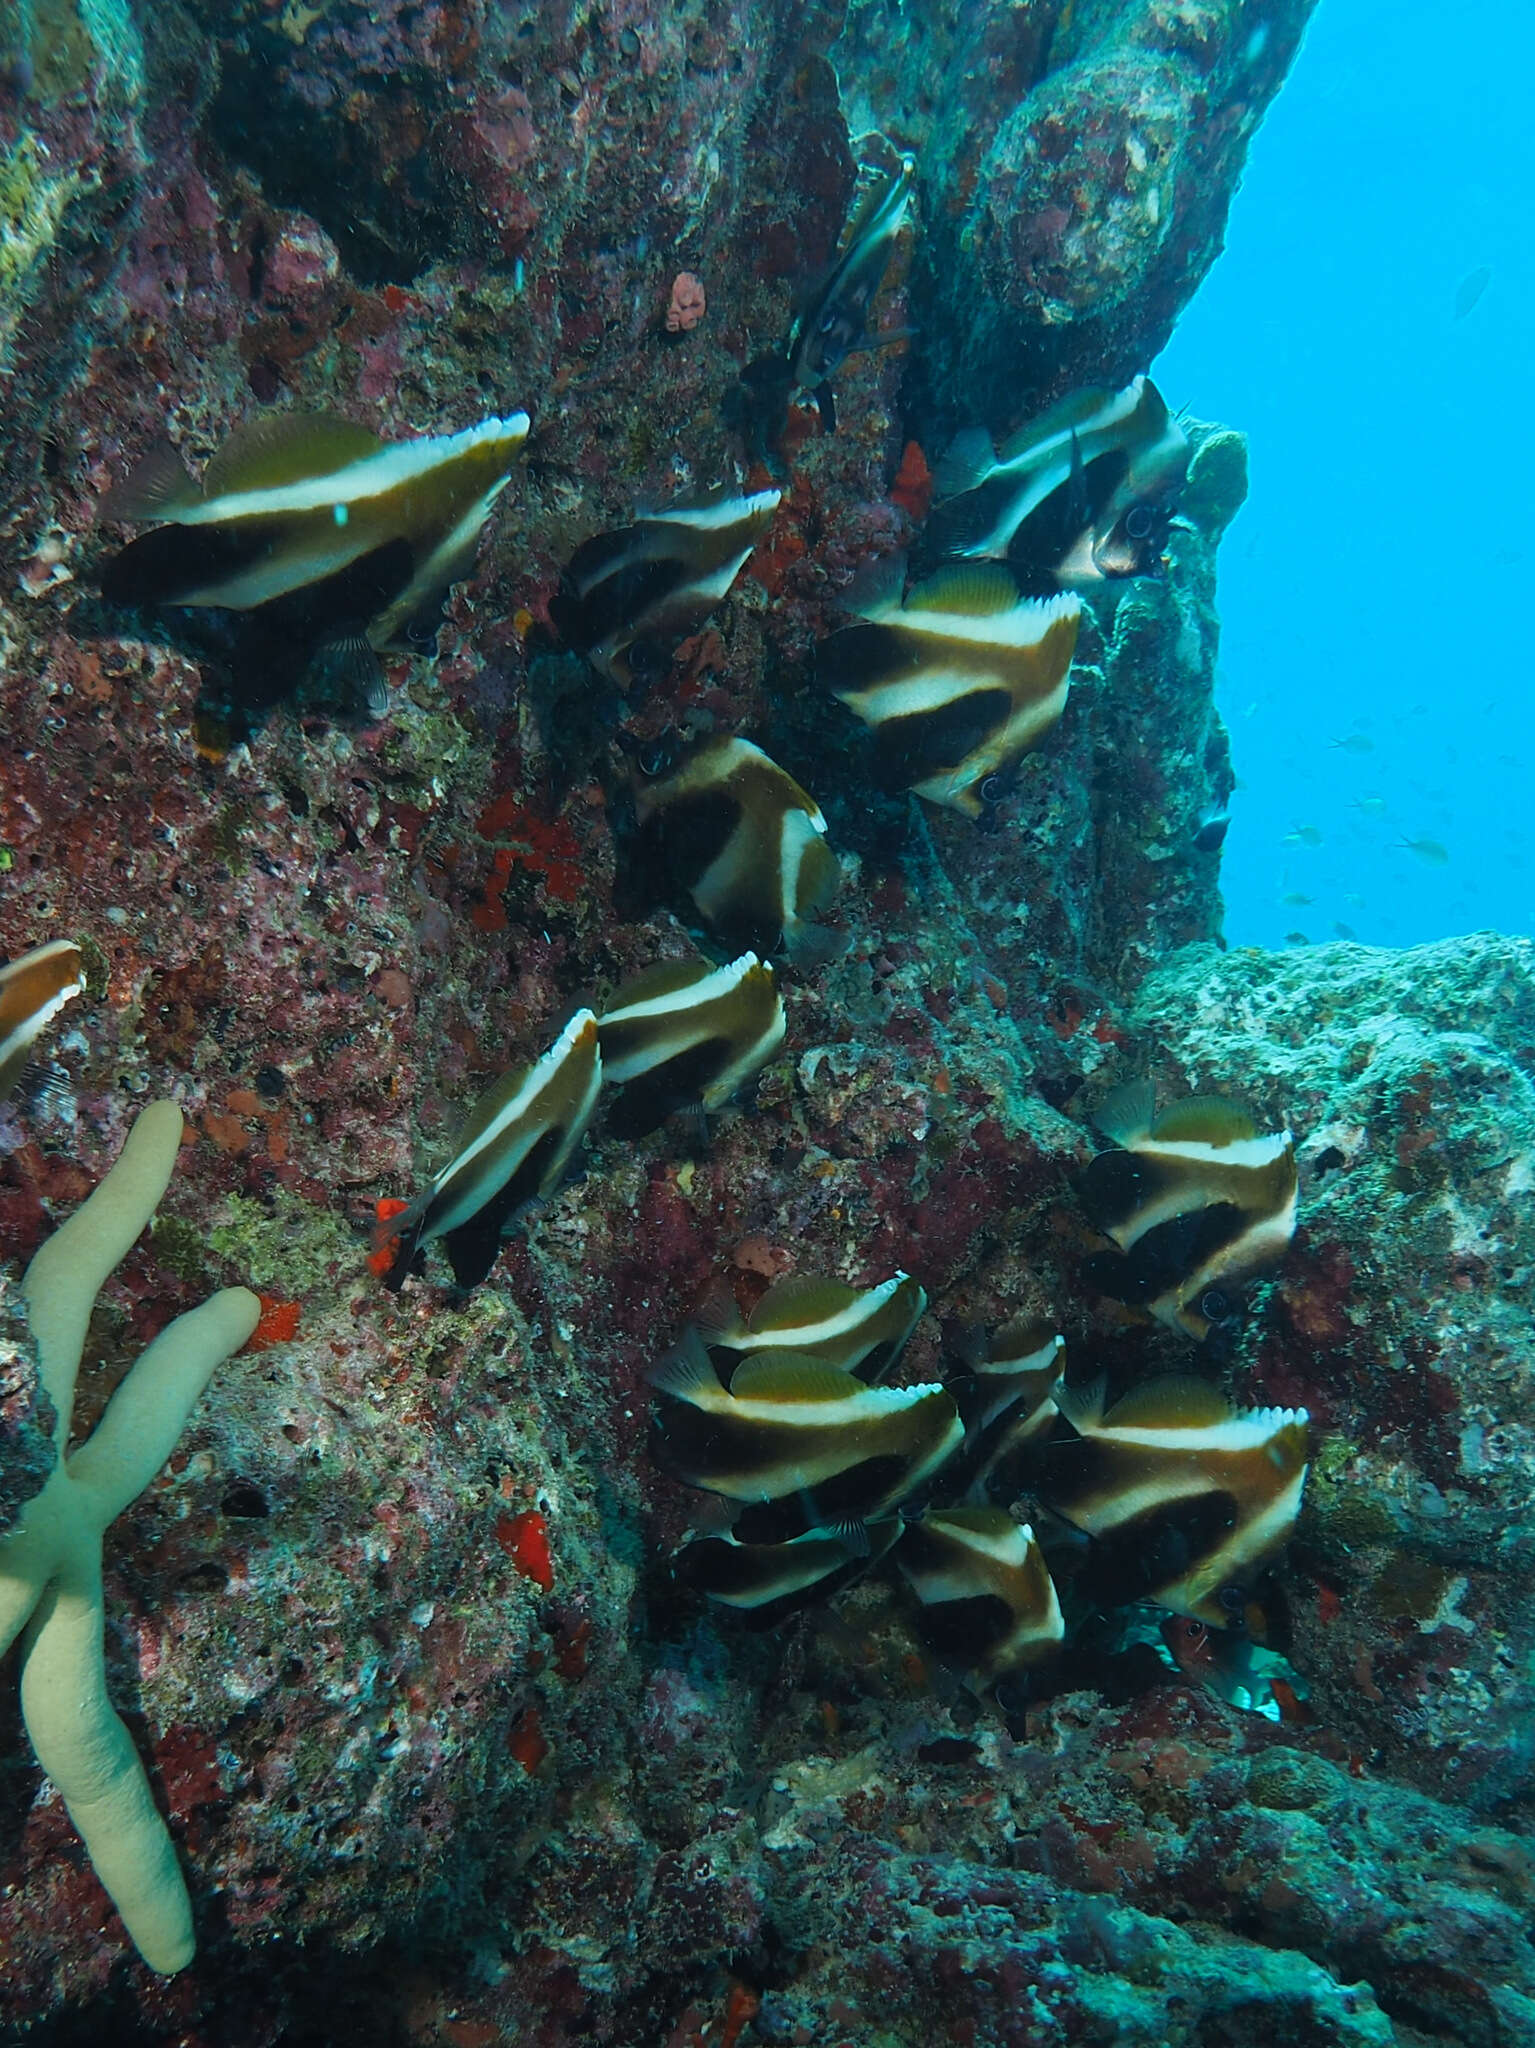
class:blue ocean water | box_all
[1157,0,1534,952]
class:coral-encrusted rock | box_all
[1124,933,1535,1809]
[0,1271,53,1535]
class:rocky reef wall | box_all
[5,2,1533,2045]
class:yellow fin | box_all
[729,1353,866,1403]
[905,564,1022,617]
[203,412,383,498]
[749,1273,860,1332]
[1149,1095,1260,1146]
[1102,1374,1234,1430]
[604,957,716,1010]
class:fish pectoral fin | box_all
[310,631,388,717]
[98,441,202,524]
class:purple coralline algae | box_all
[6,1,1533,2044]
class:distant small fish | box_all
[1043,1374,1310,1628]
[0,940,84,1099]
[648,1329,962,1526]
[378,1010,602,1291]
[596,952,785,1141]
[816,562,1080,818]
[1331,922,1358,942]
[1330,733,1374,755]
[694,1269,928,1384]
[1283,931,1310,946]
[926,377,1188,590]
[1349,797,1388,818]
[786,153,916,432]
[677,1519,900,1629]
[1280,892,1314,908]
[551,486,781,689]
[894,1507,1064,1683]
[1398,835,1450,866]
[1286,826,1323,848]
[1192,809,1230,854]
[626,735,841,962]
[1453,264,1492,320]
[1080,1083,1298,1342]
[99,411,528,715]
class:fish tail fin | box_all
[98,441,202,524]
[649,1325,726,1398]
[782,917,850,968]
[692,1276,747,1352]
[932,427,996,502]
[1054,1374,1110,1438]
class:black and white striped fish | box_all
[895,1507,1064,1681]
[0,940,84,1099]
[551,487,780,689]
[817,563,1080,817]
[596,952,784,1139]
[628,735,841,961]
[100,411,528,714]
[378,1010,601,1291]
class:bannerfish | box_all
[0,939,84,1098]
[378,1010,601,1291]
[596,952,785,1140]
[1079,1083,1298,1340]
[786,153,915,434]
[945,1320,1065,1495]
[816,563,1081,818]
[694,1269,928,1385]
[1042,1374,1309,1630]
[628,735,841,961]
[99,411,529,714]
[894,1507,1064,1681]
[1192,809,1230,854]
[648,1328,963,1526]
[925,377,1188,589]
[550,487,782,689]
[676,1518,900,1630]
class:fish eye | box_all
[627,638,666,677]
[638,732,679,778]
[1219,1583,1247,1615]
[1185,1620,1206,1644]
[1200,1286,1235,1324]
[978,774,1005,806]
[1125,504,1157,540]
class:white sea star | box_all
[0,1101,259,1973]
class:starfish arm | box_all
[0,1478,64,1658]
[18,1545,195,1974]
[70,1288,262,1529]
[22,1103,185,1442]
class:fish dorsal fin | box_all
[1103,1375,1234,1431]
[904,564,1022,617]
[998,385,1121,464]
[606,957,715,1009]
[1093,1078,1156,1146]
[98,441,202,523]
[931,426,998,502]
[203,412,383,498]
[988,1320,1063,1369]
[750,1272,860,1331]
[1149,1095,1260,1146]
[729,1353,864,1403]
[650,1328,725,1399]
